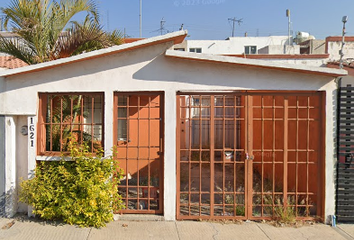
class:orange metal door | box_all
[114,93,163,214]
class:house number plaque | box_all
[29,117,35,148]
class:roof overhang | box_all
[0,30,188,78]
[327,62,354,76]
[165,50,347,77]
[224,54,329,59]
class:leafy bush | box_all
[19,140,124,228]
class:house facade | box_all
[0,30,347,222]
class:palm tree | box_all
[0,0,123,64]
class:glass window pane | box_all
[118,119,127,140]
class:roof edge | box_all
[165,50,347,77]
[224,54,329,59]
[0,30,188,78]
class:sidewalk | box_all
[1,216,354,240]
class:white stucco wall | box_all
[253,58,327,67]
[258,45,300,54]
[15,116,29,213]
[0,40,339,221]
[179,36,290,55]
[0,115,5,216]
[4,116,17,217]
[327,41,354,62]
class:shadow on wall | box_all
[0,172,34,218]
[0,115,5,217]
[132,54,330,90]
[1,42,330,95]
[0,192,4,217]
[0,187,17,218]
[0,42,171,93]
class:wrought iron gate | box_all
[114,92,164,214]
[177,92,325,220]
[336,83,354,222]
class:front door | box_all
[176,92,324,220]
[114,92,164,214]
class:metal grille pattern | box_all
[38,93,104,154]
[177,92,324,220]
[177,94,246,219]
[114,93,163,214]
[251,94,323,219]
[337,84,354,222]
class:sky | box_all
[1,0,354,40]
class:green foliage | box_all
[19,140,124,228]
[0,0,123,64]
[235,205,245,216]
[45,94,102,152]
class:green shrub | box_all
[19,140,124,228]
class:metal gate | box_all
[336,83,354,222]
[114,92,164,214]
[177,92,324,220]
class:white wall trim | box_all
[4,116,17,217]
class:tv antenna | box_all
[151,17,169,35]
[160,17,166,35]
[228,17,243,37]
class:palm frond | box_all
[0,0,122,64]
[0,35,35,64]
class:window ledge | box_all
[36,156,72,161]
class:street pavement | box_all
[1,216,354,240]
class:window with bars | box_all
[38,93,104,154]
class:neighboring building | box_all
[257,44,300,54]
[327,61,354,223]
[0,30,347,223]
[172,35,332,66]
[172,35,354,68]
[326,36,354,62]
[173,36,291,55]
[298,39,326,55]
[224,53,329,67]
